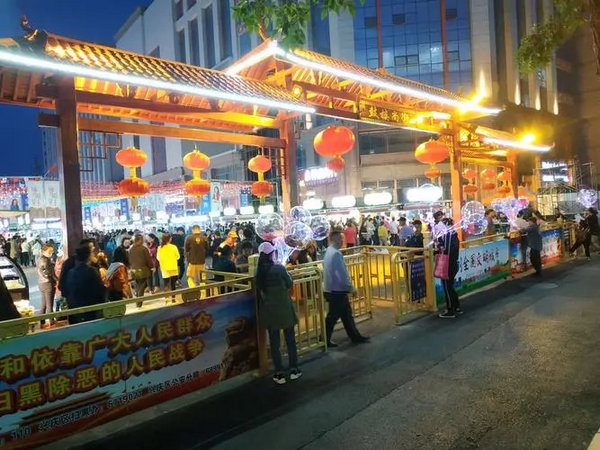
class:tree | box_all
[232,0,363,49]
[516,0,600,74]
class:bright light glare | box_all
[521,133,535,144]
[0,49,315,114]
[483,137,552,153]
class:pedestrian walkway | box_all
[44,258,600,450]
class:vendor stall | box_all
[0,254,29,300]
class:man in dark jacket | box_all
[185,225,210,288]
[58,238,96,301]
[66,245,106,324]
[37,243,57,328]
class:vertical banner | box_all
[210,182,222,213]
[119,198,130,219]
[0,291,257,448]
[200,193,211,215]
[83,207,92,224]
[239,187,251,208]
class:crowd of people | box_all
[0,204,598,385]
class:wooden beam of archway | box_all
[57,116,286,147]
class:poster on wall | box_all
[509,228,562,273]
[26,180,62,220]
[211,183,222,213]
[0,178,27,212]
[0,291,257,448]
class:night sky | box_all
[0,0,153,176]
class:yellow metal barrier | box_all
[390,249,436,323]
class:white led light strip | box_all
[274,48,502,116]
[0,49,316,114]
[483,137,553,152]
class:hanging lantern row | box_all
[115,146,150,205]
[497,170,512,197]
[248,154,273,202]
[183,146,211,198]
[462,167,478,195]
[314,125,355,173]
[414,139,449,182]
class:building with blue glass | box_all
[115,0,568,204]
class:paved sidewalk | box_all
[47,258,600,450]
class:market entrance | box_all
[0,21,553,253]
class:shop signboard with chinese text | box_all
[0,291,257,448]
[435,238,510,305]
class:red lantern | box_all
[251,180,273,197]
[481,168,495,179]
[414,140,449,165]
[463,184,478,195]
[497,171,512,182]
[313,126,355,157]
[326,156,345,172]
[183,148,210,172]
[185,179,210,197]
[116,147,147,168]
[424,166,442,180]
[463,168,477,180]
[118,177,149,197]
[482,182,496,191]
[248,155,272,173]
[497,185,511,195]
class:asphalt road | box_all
[52,258,600,450]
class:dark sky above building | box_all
[0,0,152,176]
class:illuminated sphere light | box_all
[116,147,147,168]
[284,221,314,248]
[414,140,449,165]
[310,215,331,241]
[118,177,149,197]
[462,168,477,180]
[482,182,496,191]
[518,197,529,209]
[273,236,293,264]
[251,180,273,197]
[185,178,210,197]
[326,156,345,172]
[463,184,478,195]
[248,155,272,173]
[461,200,485,221]
[183,149,210,171]
[578,188,598,208]
[497,171,512,182]
[313,125,355,157]
[256,213,284,241]
[481,168,496,179]
[490,198,505,212]
[497,185,511,196]
[424,166,442,180]
[406,184,443,203]
[462,217,487,236]
[289,205,312,225]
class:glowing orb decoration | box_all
[405,183,443,203]
[289,206,312,225]
[310,215,331,241]
[461,201,485,221]
[284,221,314,248]
[256,213,284,241]
[578,189,598,208]
[273,236,294,265]
[462,217,487,236]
